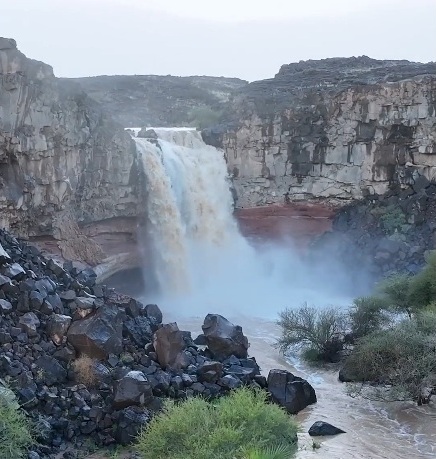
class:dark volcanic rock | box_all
[113,371,153,409]
[153,322,188,369]
[309,421,346,436]
[267,369,317,414]
[67,305,123,358]
[202,314,249,360]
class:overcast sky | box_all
[1,0,435,81]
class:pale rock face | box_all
[0,38,139,247]
[221,75,436,208]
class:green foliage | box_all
[349,296,391,339]
[378,205,406,234]
[135,388,298,459]
[0,387,33,459]
[344,317,436,403]
[277,304,347,362]
[244,444,295,459]
[188,106,222,129]
[407,252,436,310]
[378,273,412,316]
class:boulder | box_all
[114,406,151,445]
[197,361,223,383]
[46,314,72,345]
[267,369,317,414]
[153,323,189,369]
[3,262,26,280]
[308,421,346,436]
[67,304,123,359]
[0,298,13,314]
[123,316,153,347]
[0,242,11,263]
[113,371,153,409]
[145,303,163,324]
[35,356,67,385]
[202,314,249,360]
[19,312,40,336]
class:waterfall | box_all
[134,128,242,295]
[134,127,356,318]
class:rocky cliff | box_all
[205,57,436,208]
[66,75,247,128]
[0,38,140,266]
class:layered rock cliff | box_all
[0,38,139,266]
[66,75,247,128]
[205,57,436,208]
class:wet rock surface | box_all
[313,181,436,278]
[0,228,314,458]
[309,421,346,436]
[267,369,317,414]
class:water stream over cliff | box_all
[132,128,435,458]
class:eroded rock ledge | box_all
[0,37,141,273]
[204,57,436,208]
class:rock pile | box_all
[0,229,316,458]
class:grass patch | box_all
[135,387,298,459]
[0,386,33,458]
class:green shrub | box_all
[0,386,33,458]
[407,252,436,311]
[277,304,347,362]
[349,296,390,339]
[379,205,406,234]
[378,273,412,316]
[244,444,295,459]
[135,388,298,459]
[343,318,436,404]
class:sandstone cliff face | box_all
[0,38,139,263]
[210,57,436,208]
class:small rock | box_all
[308,421,346,436]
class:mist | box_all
[128,128,372,321]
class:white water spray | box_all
[134,128,358,319]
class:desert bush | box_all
[135,387,298,459]
[277,304,347,362]
[188,106,222,129]
[0,385,33,458]
[379,205,406,234]
[344,318,436,404]
[71,356,97,387]
[407,252,436,310]
[378,273,412,316]
[349,296,391,339]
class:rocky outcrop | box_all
[2,227,297,457]
[207,57,436,208]
[0,37,140,269]
[267,369,317,414]
[67,75,247,128]
[201,314,249,360]
[313,178,436,277]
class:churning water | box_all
[134,128,355,319]
[129,127,436,458]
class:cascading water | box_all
[134,127,354,317]
[130,127,436,458]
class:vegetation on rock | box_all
[135,387,298,459]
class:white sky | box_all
[1,0,435,81]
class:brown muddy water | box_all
[172,314,436,459]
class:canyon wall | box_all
[67,75,247,128]
[0,38,140,266]
[206,57,436,208]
